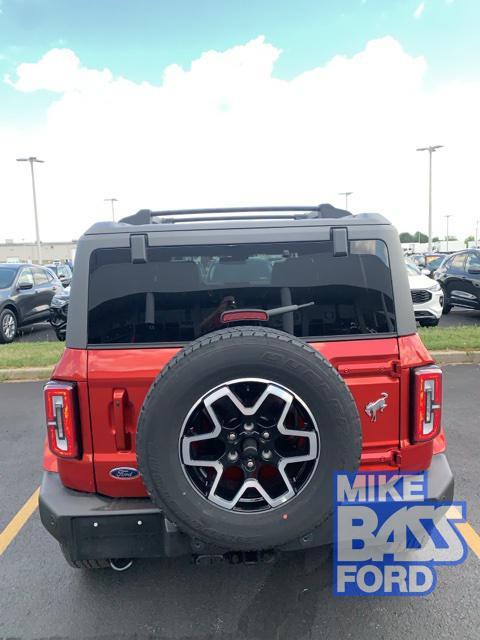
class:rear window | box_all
[88,240,396,345]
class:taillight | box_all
[44,381,80,458]
[412,365,442,442]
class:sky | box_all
[0,0,479,243]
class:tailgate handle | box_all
[113,389,128,450]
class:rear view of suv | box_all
[39,205,453,569]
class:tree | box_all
[432,236,440,243]
[399,231,428,243]
[413,231,428,243]
[465,235,475,247]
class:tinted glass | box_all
[466,253,480,270]
[0,267,17,289]
[88,240,396,345]
[427,256,446,270]
[59,266,71,278]
[451,254,466,270]
[18,268,34,287]
[33,267,49,285]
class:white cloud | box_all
[1,35,479,244]
[414,2,425,18]
[4,48,113,93]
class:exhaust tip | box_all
[109,558,133,572]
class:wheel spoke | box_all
[180,378,320,512]
[2,314,16,339]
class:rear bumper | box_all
[39,472,191,561]
[39,454,454,561]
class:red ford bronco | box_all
[39,205,453,570]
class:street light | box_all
[443,214,453,252]
[416,145,444,252]
[339,192,353,210]
[16,156,44,263]
[104,198,118,222]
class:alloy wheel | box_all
[179,378,320,512]
[2,312,16,340]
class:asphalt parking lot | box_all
[0,366,479,640]
[440,308,480,327]
[15,322,57,342]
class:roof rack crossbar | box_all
[152,206,321,215]
[119,204,351,225]
[159,213,316,224]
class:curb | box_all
[430,350,480,365]
[0,366,54,382]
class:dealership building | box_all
[0,240,77,265]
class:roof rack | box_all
[119,204,351,226]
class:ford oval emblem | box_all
[110,467,140,480]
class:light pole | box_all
[416,145,443,252]
[16,156,44,263]
[339,192,353,210]
[444,214,452,252]
[104,198,118,222]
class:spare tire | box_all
[137,327,361,550]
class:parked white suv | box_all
[406,261,443,326]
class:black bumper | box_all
[39,454,454,561]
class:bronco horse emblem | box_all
[365,393,389,422]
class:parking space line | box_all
[1,489,479,560]
[447,506,480,559]
[456,521,480,559]
[0,487,40,556]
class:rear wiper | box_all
[265,302,315,316]
[221,302,315,323]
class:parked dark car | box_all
[0,263,63,343]
[45,262,72,287]
[434,250,480,313]
[49,287,70,341]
